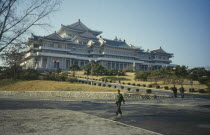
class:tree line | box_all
[135,65,210,89]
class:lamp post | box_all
[189,72,194,100]
[89,59,93,79]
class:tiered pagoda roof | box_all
[149,47,173,55]
[29,20,172,56]
[61,19,102,36]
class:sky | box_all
[26,0,210,68]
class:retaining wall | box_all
[0,91,171,100]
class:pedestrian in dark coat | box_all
[179,86,185,99]
[171,85,177,98]
[115,90,125,116]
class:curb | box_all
[0,91,171,100]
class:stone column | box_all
[70,59,72,67]
[46,57,49,69]
[40,56,43,68]
[78,60,81,67]
[62,58,64,70]
[111,62,113,69]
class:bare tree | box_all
[1,45,24,78]
[0,0,61,52]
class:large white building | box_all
[21,19,175,71]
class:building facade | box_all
[21,19,175,71]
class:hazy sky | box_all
[26,0,210,68]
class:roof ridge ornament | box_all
[114,36,118,41]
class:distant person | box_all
[179,86,185,99]
[105,79,107,83]
[118,80,121,90]
[118,80,121,84]
[171,85,177,98]
[115,90,125,116]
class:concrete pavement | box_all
[1,96,210,135]
[0,109,161,135]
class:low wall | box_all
[0,91,171,100]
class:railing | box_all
[37,52,90,61]
[39,46,68,51]
[24,52,36,58]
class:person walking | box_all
[179,86,185,99]
[115,90,125,116]
[118,80,121,90]
[171,85,177,98]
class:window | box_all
[66,60,70,69]
[50,44,54,47]
[58,44,62,48]
[53,61,59,68]
[43,58,47,68]
[34,44,39,48]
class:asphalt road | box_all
[0,97,210,135]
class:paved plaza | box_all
[0,109,161,135]
[0,96,210,135]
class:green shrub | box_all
[122,82,125,84]
[121,86,124,89]
[135,71,151,81]
[103,84,106,87]
[198,77,209,85]
[137,84,140,86]
[54,74,65,81]
[142,84,146,87]
[114,85,117,88]
[189,88,195,92]
[19,69,39,80]
[132,83,135,86]
[148,84,152,88]
[156,85,160,89]
[127,87,131,91]
[94,83,96,85]
[136,89,139,92]
[66,77,77,83]
[198,89,205,93]
[127,83,131,85]
[108,84,111,88]
[146,89,152,93]
[98,83,101,86]
[164,86,169,90]
[100,76,130,81]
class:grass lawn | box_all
[75,71,207,91]
[0,80,134,93]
